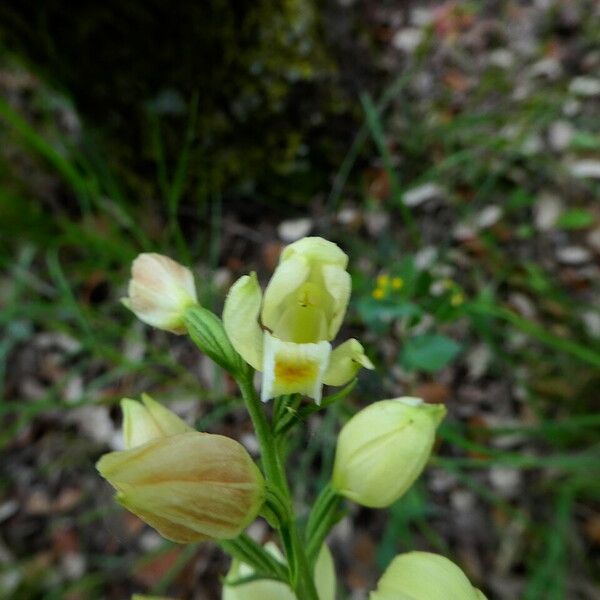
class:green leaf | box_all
[569,131,600,151]
[507,189,536,212]
[357,298,423,329]
[556,209,596,230]
[400,334,462,372]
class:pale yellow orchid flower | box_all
[223,237,373,403]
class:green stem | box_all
[237,374,320,600]
[237,375,285,490]
[219,535,288,582]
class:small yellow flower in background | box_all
[450,291,465,306]
[391,276,404,290]
[332,397,446,508]
[223,237,373,404]
[376,274,389,287]
[121,394,193,449]
[369,551,487,600]
[223,543,336,600]
[97,432,265,543]
[372,273,403,299]
[123,253,198,334]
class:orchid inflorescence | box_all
[97,237,486,600]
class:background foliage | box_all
[1,1,600,599]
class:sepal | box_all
[223,273,264,371]
[323,339,374,386]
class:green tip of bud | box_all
[394,397,447,425]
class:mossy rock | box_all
[0,0,353,207]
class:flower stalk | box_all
[98,240,487,599]
[236,371,320,600]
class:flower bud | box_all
[369,552,487,600]
[223,543,335,600]
[97,432,265,543]
[121,394,193,449]
[123,253,198,334]
[332,397,445,508]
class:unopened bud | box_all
[369,551,487,600]
[97,432,265,543]
[123,253,198,334]
[332,397,445,508]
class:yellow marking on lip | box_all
[275,358,318,384]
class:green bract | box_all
[223,237,373,403]
[223,543,336,600]
[332,397,446,508]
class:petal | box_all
[131,253,197,302]
[281,237,348,269]
[321,265,351,340]
[125,253,198,334]
[223,273,264,371]
[261,332,331,404]
[323,339,374,387]
[261,255,309,331]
